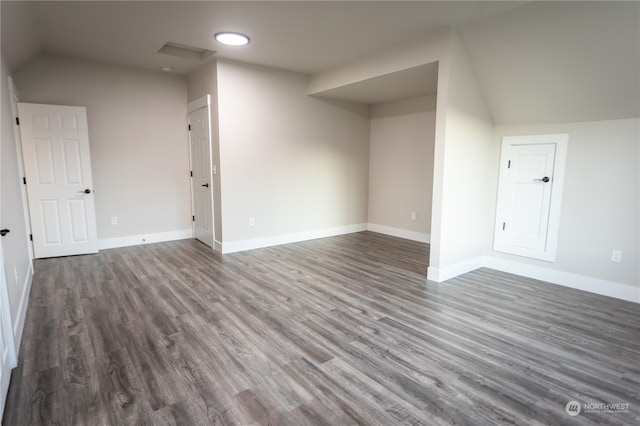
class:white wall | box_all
[486,118,640,300]
[216,60,370,251]
[1,54,33,341]
[368,95,436,242]
[13,55,192,247]
[428,30,494,281]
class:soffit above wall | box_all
[310,62,439,105]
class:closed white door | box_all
[1,241,17,421]
[18,103,98,258]
[188,98,214,248]
[494,134,568,262]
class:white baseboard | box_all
[427,257,484,283]
[428,254,639,303]
[367,223,430,243]
[13,262,34,350]
[221,223,367,254]
[482,256,639,304]
[98,229,193,250]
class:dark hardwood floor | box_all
[3,231,639,425]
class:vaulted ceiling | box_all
[2,1,638,125]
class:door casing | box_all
[493,133,568,262]
[187,95,215,248]
[0,234,18,421]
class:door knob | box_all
[0,229,10,237]
[84,189,92,194]
[534,177,550,183]
[201,183,209,188]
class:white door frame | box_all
[493,133,568,262]
[8,77,34,262]
[187,95,215,248]
[1,176,18,425]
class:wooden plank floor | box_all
[3,231,639,425]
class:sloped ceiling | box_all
[458,1,640,124]
[1,1,638,124]
[0,1,522,75]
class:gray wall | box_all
[216,60,371,247]
[488,118,640,289]
[368,95,436,240]
[14,55,192,243]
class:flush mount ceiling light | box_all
[160,65,174,72]
[214,32,250,46]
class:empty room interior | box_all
[0,1,638,425]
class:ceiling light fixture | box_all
[214,32,250,46]
[160,65,174,72]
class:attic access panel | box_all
[158,41,216,61]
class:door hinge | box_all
[29,234,33,241]
[192,215,195,222]
[188,124,191,131]
[190,171,193,177]
[16,117,20,125]
[502,222,506,231]
[507,160,511,169]
[23,177,27,185]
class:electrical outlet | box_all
[249,217,255,227]
[411,212,417,221]
[111,216,118,225]
[611,250,622,263]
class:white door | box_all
[18,103,98,258]
[1,235,18,421]
[188,96,214,248]
[493,134,568,262]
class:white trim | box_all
[427,257,484,283]
[221,223,367,254]
[98,229,193,250]
[187,99,216,249]
[428,254,638,303]
[367,223,430,243]
[7,77,34,264]
[12,263,33,350]
[493,133,568,262]
[0,251,17,369]
[483,256,639,304]
[187,94,210,113]
[214,239,223,252]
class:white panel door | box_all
[18,103,98,258]
[494,134,568,261]
[188,102,214,248]
[0,241,17,421]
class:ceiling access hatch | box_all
[158,41,216,61]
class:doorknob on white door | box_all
[534,177,550,183]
